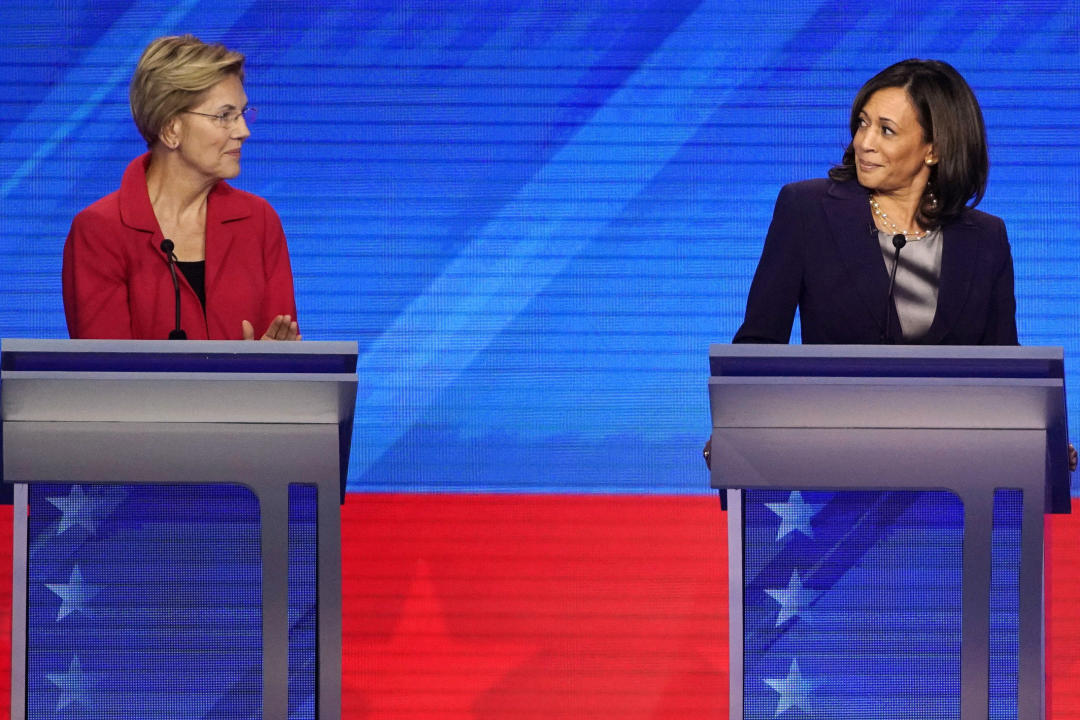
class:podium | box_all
[0,339,358,720]
[709,344,1070,720]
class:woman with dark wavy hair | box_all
[704,59,1041,470]
[830,59,989,232]
[732,58,1013,347]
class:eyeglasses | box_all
[184,106,257,128]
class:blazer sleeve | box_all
[980,220,1018,345]
[732,184,804,343]
[61,210,134,339]
[260,201,299,331]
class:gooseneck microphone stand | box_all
[159,239,187,340]
[882,233,906,344]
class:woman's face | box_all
[853,86,935,197]
[167,74,250,182]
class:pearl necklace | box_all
[869,195,930,240]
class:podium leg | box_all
[318,480,343,719]
[1018,487,1046,720]
[960,490,993,720]
[727,489,743,720]
[960,483,1045,720]
[10,483,26,720]
[259,487,291,720]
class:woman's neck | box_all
[145,149,216,220]
[869,184,927,235]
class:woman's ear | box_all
[159,116,182,151]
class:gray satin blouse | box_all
[877,228,943,341]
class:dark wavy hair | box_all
[828,59,988,228]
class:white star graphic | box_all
[46,656,97,711]
[45,565,103,621]
[764,569,821,626]
[764,491,826,540]
[46,486,102,535]
[764,659,820,716]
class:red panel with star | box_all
[341,494,729,719]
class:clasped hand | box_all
[241,315,301,341]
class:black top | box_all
[176,260,206,309]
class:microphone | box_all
[159,239,187,340]
[882,233,906,344]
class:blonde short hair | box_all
[129,35,245,147]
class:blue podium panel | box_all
[740,489,1021,720]
[24,483,319,720]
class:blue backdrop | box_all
[2,1,1078,496]
[5,4,1079,719]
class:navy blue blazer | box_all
[733,178,1018,345]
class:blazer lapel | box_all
[922,214,978,344]
[117,154,168,256]
[822,181,894,338]
[204,181,251,297]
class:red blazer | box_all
[62,154,297,340]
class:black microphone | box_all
[159,239,187,340]
[882,233,906,343]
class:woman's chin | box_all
[854,168,877,190]
[218,163,242,180]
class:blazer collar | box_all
[821,179,979,344]
[923,211,978,344]
[118,154,161,236]
[119,154,252,295]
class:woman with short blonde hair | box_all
[62,34,299,341]
[129,35,245,148]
